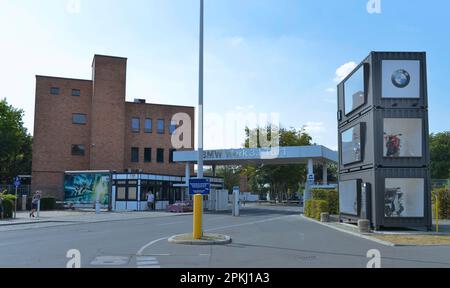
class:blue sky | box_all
[1,0,449,150]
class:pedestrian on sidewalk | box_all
[30,191,42,218]
[146,191,155,211]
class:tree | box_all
[215,165,241,192]
[430,132,450,179]
[0,99,33,184]
[241,125,313,201]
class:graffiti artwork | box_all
[64,173,110,205]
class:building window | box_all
[157,119,165,134]
[72,114,87,125]
[169,121,177,135]
[132,118,140,133]
[131,147,139,163]
[157,148,164,163]
[169,149,176,163]
[50,87,60,95]
[145,118,153,133]
[72,89,81,97]
[71,144,85,156]
[144,148,152,163]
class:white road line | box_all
[206,215,296,232]
[137,237,168,256]
[136,214,295,257]
[157,221,185,226]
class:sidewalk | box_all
[0,210,192,227]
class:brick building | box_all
[32,55,195,200]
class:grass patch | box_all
[373,234,450,246]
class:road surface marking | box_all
[157,221,186,226]
[136,214,295,257]
[90,256,130,266]
[137,256,161,269]
[137,237,168,256]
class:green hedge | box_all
[304,200,328,220]
[432,189,450,220]
[2,199,14,218]
[1,194,17,219]
[311,189,339,215]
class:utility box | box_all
[337,51,432,230]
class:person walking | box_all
[30,191,42,218]
[146,191,155,211]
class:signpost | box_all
[190,178,210,240]
[13,177,21,219]
[189,178,211,195]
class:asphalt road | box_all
[1,205,450,268]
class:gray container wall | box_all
[374,108,430,168]
[339,169,376,225]
[338,111,375,172]
[374,167,432,229]
[371,52,428,110]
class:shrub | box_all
[2,200,14,218]
[327,190,339,215]
[304,200,313,218]
[311,190,328,201]
[311,189,339,215]
[305,199,328,220]
[39,197,56,211]
[432,189,450,220]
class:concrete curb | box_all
[0,212,193,228]
[300,215,396,247]
[168,233,232,246]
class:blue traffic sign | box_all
[14,177,21,188]
[189,178,211,195]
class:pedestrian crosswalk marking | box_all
[136,256,160,268]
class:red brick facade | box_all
[32,55,195,199]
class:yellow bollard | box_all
[193,194,203,240]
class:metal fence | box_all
[0,184,31,196]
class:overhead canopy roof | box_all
[173,146,338,166]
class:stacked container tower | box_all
[337,52,432,230]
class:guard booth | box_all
[337,52,432,230]
[110,172,224,212]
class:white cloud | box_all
[334,61,357,82]
[304,122,326,134]
[226,36,245,47]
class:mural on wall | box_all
[64,173,110,205]
[383,118,423,158]
[384,178,424,218]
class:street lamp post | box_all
[192,0,205,240]
[198,0,204,179]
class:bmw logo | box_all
[391,69,411,88]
